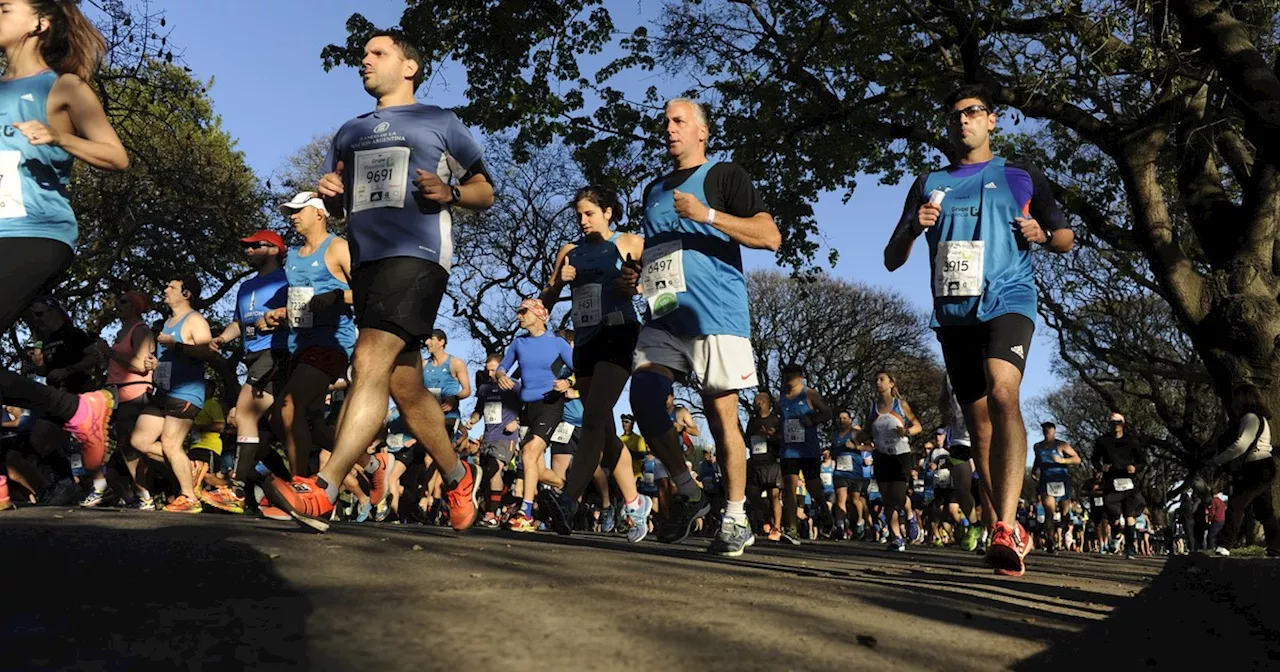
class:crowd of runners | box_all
[0,0,1277,584]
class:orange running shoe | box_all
[507,512,537,532]
[985,521,1033,577]
[65,390,114,471]
[259,504,291,521]
[199,485,245,514]
[163,494,203,514]
[445,461,482,532]
[368,452,394,507]
[260,474,334,533]
[768,529,782,542]
[0,475,11,511]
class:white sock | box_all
[724,499,747,523]
[92,478,107,493]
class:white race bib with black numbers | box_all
[551,422,574,445]
[836,454,855,472]
[784,419,805,444]
[643,472,655,486]
[287,287,315,329]
[387,433,405,450]
[69,452,83,471]
[1047,481,1066,498]
[750,436,768,455]
[571,283,602,329]
[935,468,952,488]
[1093,496,1104,507]
[1113,478,1135,492]
[640,240,686,319]
[0,151,27,219]
[484,402,502,425]
[155,361,172,391]
[352,147,410,213]
[820,471,833,488]
[933,240,985,298]
[868,481,880,495]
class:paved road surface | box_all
[0,508,1272,671]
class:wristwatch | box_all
[450,186,462,204]
[1040,227,1055,247]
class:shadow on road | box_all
[0,520,316,672]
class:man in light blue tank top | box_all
[884,84,1075,577]
[623,97,781,558]
[130,275,214,513]
[422,328,470,439]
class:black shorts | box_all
[521,399,565,445]
[480,439,515,466]
[748,461,781,490]
[141,394,201,421]
[112,395,150,460]
[244,349,288,397]
[1104,489,1146,520]
[550,426,580,456]
[873,452,913,483]
[937,314,1035,404]
[393,443,427,467]
[574,324,639,374]
[189,447,218,466]
[949,442,973,462]
[781,457,820,481]
[934,488,954,506]
[350,256,448,349]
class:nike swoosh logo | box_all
[740,373,753,380]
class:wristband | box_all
[707,209,717,226]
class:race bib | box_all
[1113,478,1134,492]
[750,436,769,455]
[867,481,880,495]
[640,240,686,319]
[287,287,315,329]
[155,361,172,391]
[1047,481,1066,498]
[69,453,83,471]
[351,147,410,213]
[571,283,603,328]
[784,418,805,444]
[0,151,27,219]
[1093,496,1104,507]
[387,434,405,450]
[484,402,502,425]
[519,426,529,440]
[643,472,655,486]
[428,387,443,401]
[933,240,985,298]
[244,323,257,341]
[912,478,925,493]
[935,468,952,488]
[551,422,574,445]
[820,472,833,488]
[836,454,855,472]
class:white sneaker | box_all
[1213,546,1230,557]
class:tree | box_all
[272,132,335,203]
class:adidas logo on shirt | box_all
[311,261,320,267]
[1010,345,1025,359]
[20,93,34,102]
[984,182,997,189]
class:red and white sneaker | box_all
[445,461,481,532]
[259,474,335,533]
[985,521,1033,577]
[368,452,394,508]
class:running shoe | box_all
[507,512,538,532]
[163,495,203,514]
[624,495,653,544]
[444,461,481,532]
[80,488,109,508]
[814,505,834,535]
[368,453,393,507]
[887,536,905,552]
[1213,546,1230,557]
[657,489,711,544]
[259,474,335,533]
[960,525,981,552]
[259,504,291,521]
[127,494,156,512]
[0,475,10,511]
[39,479,80,507]
[781,527,802,547]
[829,524,846,541]
[907,515,922,544]
[709,517,755,557]
[64,389,114,471]
[986,522,1033,577]
[601,506,617,534]
[199,485,245,514]
[375,496,391,522]
[481,512,500,528]
[539,487,574,536]
[355,500,373,523]
[767,529,782,542]
[1124,546,1136,560]
[1266,547,1279,558]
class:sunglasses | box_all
[242,242,274,250]
[517,308,530,315]
[946,104,989,123]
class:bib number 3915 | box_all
[933,240,985,298]
[640,240,686,319]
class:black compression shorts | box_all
[937,314,1035,404]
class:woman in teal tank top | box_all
[0,1,128,473]
[536,186,655,542]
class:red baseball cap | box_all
[240,230,286,251]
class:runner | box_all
[0,0,126,482]
[202,229,290,513]
[863,371,922,552]
[620,414,646,481]
[622,97,780,556]
[129,276,212,513]
[261,32,491,532]
[1206,384,1279,557]
[464,353,521,527]
[537,187,654,541]
[744,391,783,541]
[1030,421,1081,554]
[884,84,1074,575]
[494,298,573,532]
[421,328,470,443]
[1091,412,1147,560]
[778,364,833,545]
[939,375,982,551]
[548,329,582,485]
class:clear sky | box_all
[148,1,1062,456]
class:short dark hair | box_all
[174,274,202,303]
[573,186,623,225]
[944,84,995,113]
[370,30,425,92]
[781,363,805,378]
[1041,421,1056,429]
[430,328,447,345]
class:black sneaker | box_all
[657,489,712,544]
[538,487,575,536]
[1266,547,1280,558]
[39,479,80,507]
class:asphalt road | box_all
[0,507,1272,671]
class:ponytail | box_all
[32,0,107,81]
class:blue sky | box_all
[148,1,1063,454]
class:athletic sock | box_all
[92,478,107,493]
[365,456,381,475]
[624,494,642,512]
[137,488,152,500]
[521,500,534,518]
[445,461,466,488]
[724,499,747,523]
[316,476,339,505]
[673,470,699,499]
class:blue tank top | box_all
[922,157,1036,327]
[156,311,204,407]
[820,461,835,494]
[1035,439,1070,481]
[235,269,289,353]
[422,354,462,419]
[831,428,859,475]
[567,231,638,345]
[284,235,356,356]
[640,161,750,338]
[563,398,584,427]
[779,388,821,459]
[0,71,75,247]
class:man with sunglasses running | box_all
[884,84,1074,576]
